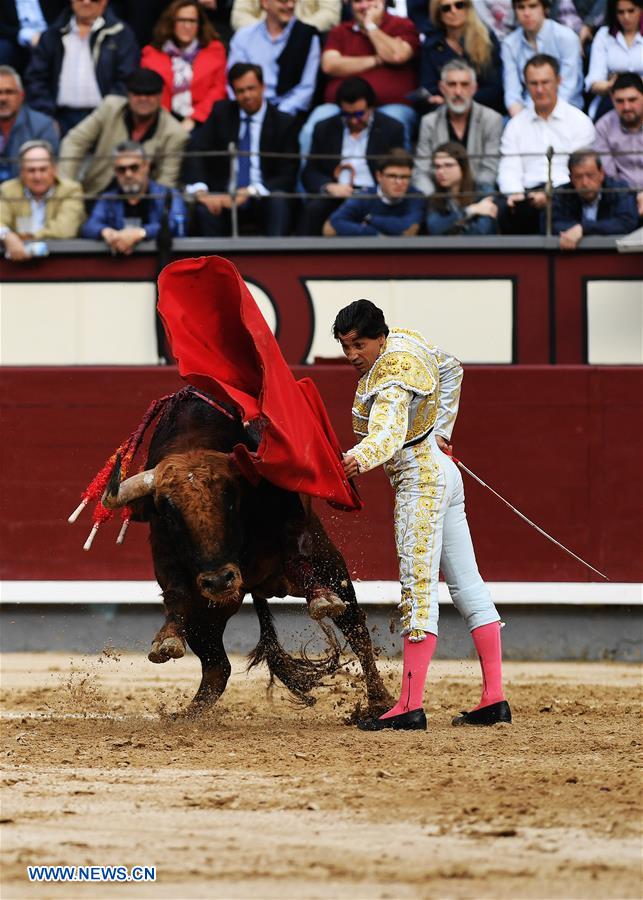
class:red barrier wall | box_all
[1,365,641,583]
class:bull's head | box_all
[103,451,244,606]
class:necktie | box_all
[237,116,251,188]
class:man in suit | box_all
[185,62,299,236]
[413,60,503,197]
[550,148,638,249]
[298,76,404,235]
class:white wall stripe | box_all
[0,581,640,606]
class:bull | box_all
[102,387,392,716]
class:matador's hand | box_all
[342,454,361,478]
[436,435,452,455]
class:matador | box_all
[334,299,512,731]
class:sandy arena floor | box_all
[0,649,641,900]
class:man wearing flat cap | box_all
[58,67,188,196]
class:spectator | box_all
[0,1,65,72]
[231,0,341,32]
[313,0,420,147]
[0,65,59,183]
[58,68,188,197]
[0,138,84,260]
[551,147,638,247]
[141,1,227,135]
[81,140,187,252]
[585,0,643,119]
[502,0,583,115]
[549,0,605,53]
[594,72,643,217]
[413,59,503,195]
[409,0,514,40]
[426,140,498,233]
[227,0,320,117]
[299,76,404,234]
[324,147,424,234]
[25,0,139,136]
[184,62,299,236]
[498,54,595,233]
[418,0,504,114]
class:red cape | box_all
[157,256,361,510]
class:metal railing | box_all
[1,145,640,239]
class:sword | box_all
[451,455,610,581]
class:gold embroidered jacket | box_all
[348,328,463,473]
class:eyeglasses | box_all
[341,109,368,119]
[115,163,142,174]
[175,17,199,23]
[440,1,466,11]
[382,173,411,181]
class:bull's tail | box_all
[248,597,341,706]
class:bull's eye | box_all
[157,494,179,523]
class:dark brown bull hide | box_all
[103,389,391,715]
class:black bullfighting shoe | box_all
[451,700,512,727]
[357,708,427,731]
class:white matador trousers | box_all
[385,432,500,638]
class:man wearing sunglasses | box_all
[299,76,404,234]
[80,140,187,253]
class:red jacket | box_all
[141,42,227,123]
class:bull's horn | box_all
[102,469,156,508]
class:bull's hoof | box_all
[148,636,185,664]
[308,591,347,621]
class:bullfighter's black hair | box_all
[332,299,389,341]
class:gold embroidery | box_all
[347,329,464,640]
[364,350,436,400]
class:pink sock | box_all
[471,621,505,710]
[380,633,437,719]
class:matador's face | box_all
[338,329,386,377]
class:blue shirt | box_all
[227,18,320,115]
[80,179,187,240]
[329,186,425,236]
[501,18,584,110]
[16,0,47,47]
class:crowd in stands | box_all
[0,0,641,258]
